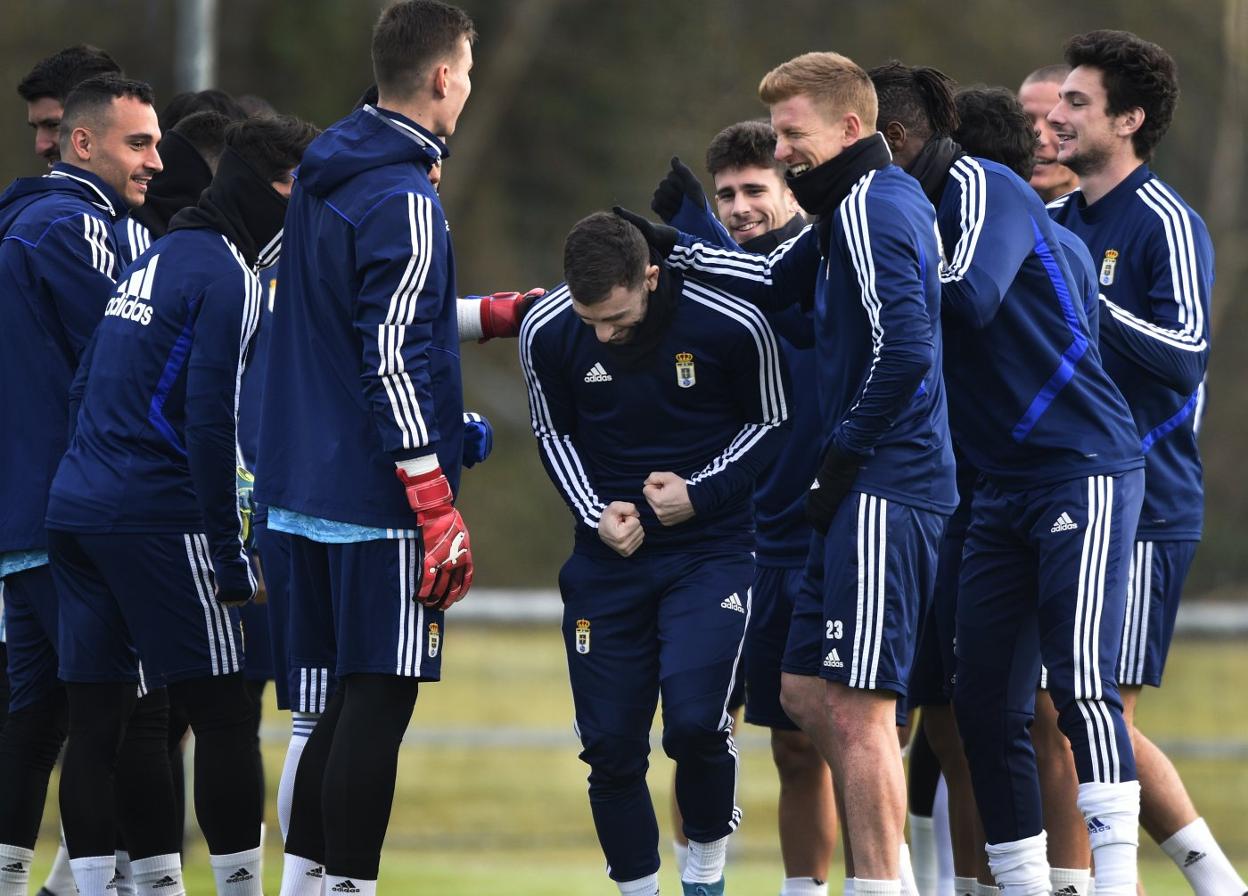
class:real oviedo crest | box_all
[427,622,441,658]
[575,618,591,654]
[675,352,696,389]
[1100,249,1119,287]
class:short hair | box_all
[758,52,878,128]
[372,0,477,99]
[705,120,784,178]
[16,44,121,103]
[1021,63,1071,88]
[1063,30,1178,160]
[236,94,276,117]
[868,61,959,140]
[223,114,320,184]
[954,87,1038,180]
[59,74,156,149]
[172,110,232,171]
[563,212,649,305]
[160,88,246,132]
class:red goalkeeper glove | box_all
[396,467,473,609]
[477,288,545,342]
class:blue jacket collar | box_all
[365,105,449,163]
[47,163,126,220]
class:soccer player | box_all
[1018,65,1079,203]
[1048,30,1245,895]
[650,122,839,896]
[255,4,478,894]
[638,51,959,896]
[521,210,789,896]
[0,73,164,896]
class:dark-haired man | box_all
[16,45,121,168]
[132,110,234,238]
[255,3,478,894]
[1018,65,1079,202]
[46,112,316,896]
[0,73,162,896]
[521,211,789,896]
[1048,30,1243,896]
[651,122,838,896]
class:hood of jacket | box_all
[295,104,445,199]
[130,130,213,237]
[0,163,125,236]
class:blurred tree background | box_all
[3,0,1245,594]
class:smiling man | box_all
[1047,30,1243,896]
[0,73,161,896]
[1017,65,1079,202]
[520,211,790,896]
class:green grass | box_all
[28,632,1248,894]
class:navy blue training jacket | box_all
[255,106,464,529]
[1049,165,1213,541]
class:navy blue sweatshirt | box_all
[519,273,791,558]
[46,228,261,582]
[1049,165,1213,540]
[667,148,958,515]
[0,165,124,557]
[255,107,464,530]
[935,156,1141,490]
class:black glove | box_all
[805,444,866,534]
[613,206,677,257]
[651,156,708,224]
[213,555,257,608]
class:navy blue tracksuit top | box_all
[1049,165,1213,541]
[935,156,1142,490]
[255,106,464,530]
[519,274,791,558]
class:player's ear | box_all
[882,120,906,155]
[643,263,660,292]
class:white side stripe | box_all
[940,158,988,280]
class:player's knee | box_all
[170,674,256,735]
[660,708,726,764]
[580,732,649,793]
[770,728,824,784]
[0,689,68,772]
[779,674,821,732]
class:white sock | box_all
[1085,879,1093,895]
[258,823,267,880]
[685,836,728,884]
[843,879,856,896]
[934,778,955,896]
[954,876,979,895]
[70,855,117,896]
[909,816,938,895]
[44,838,76,895]
[985,830,1049,896]
[617,874,659,896]
[854,879,901,895]
[1075,781,1139,896]
[899,843,919,896]
[279,714,317,841]
[672,839,689,879]
[1159,817,1248,896]
[131,852,185,896]
[113,851,137,896]
[1049,866,1091,895]
[782,877,829,895]
[975,883,1001,895]
[211,847,264,896]
[322,875,374,896]
[279,854,325,896]
[0,844,33,896]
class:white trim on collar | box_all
[46,169,117,217]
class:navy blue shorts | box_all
[908,518,968,708]
[3,565,60,712]
[1117,540,1196,688]
[783,493,945,698]
[743,564,803,730]
[287,534,441,688]
[49,530,242,687]
[253,523,298,709]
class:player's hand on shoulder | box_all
[642,471,695,527]
[214,556,257,608]
[599,500,645,558]
[476,288,546,342]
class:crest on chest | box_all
[675,352,696,389]
[1099,249,1119,287]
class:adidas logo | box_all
[1183,849,1206,868]
[226,868,254,883]
[153,875,180,889]
[1051,511,1079,533]
[0,862,24,873]
[1054,887,1080,895]
[720,592,745,614]
[1086,816,1109,834]
[583,362,613,383]
[306,866,325,879]
[823,649,844,669]
[331,881,362,893]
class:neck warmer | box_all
[739,213,808,255]
[131,130,213,237]
[168,147,288,269]
[785,132,893,218]
[603,250,681,368]
[905,135,964,206]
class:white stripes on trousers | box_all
[183,533,240,676]
[395,536,425,676]
[1118,540,1154,686]
[850,494,889,690]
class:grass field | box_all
[29,629,1248,894]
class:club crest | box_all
[1100,249,1119,286]
[427,622,441,658]
[675,352,696,389]
[575,618,591,654]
